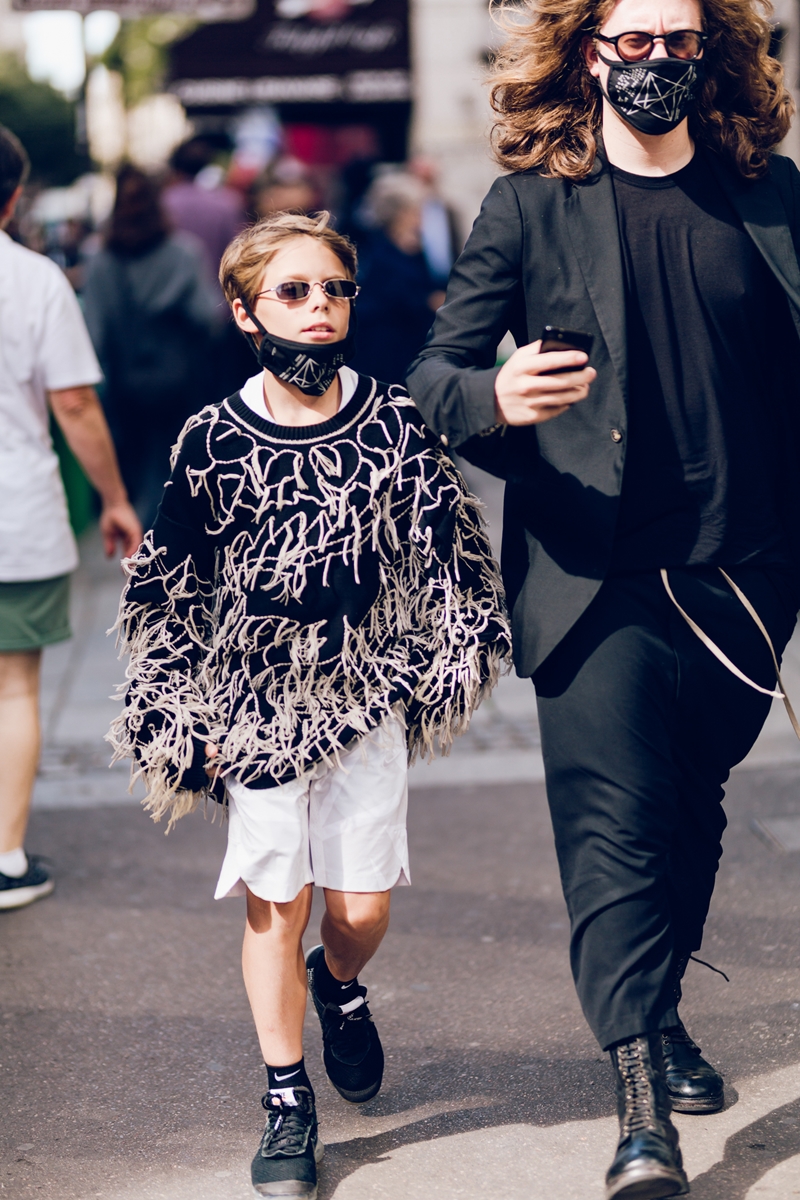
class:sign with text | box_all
[12,0,254,17]
[168,0,410,106]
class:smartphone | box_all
[539,326,593,374]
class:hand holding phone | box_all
[538,326,593,374]
[494,325,596,427]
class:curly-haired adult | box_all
[490,0,790,179]
[408,0,800,1195]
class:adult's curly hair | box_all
[489,0,793,180]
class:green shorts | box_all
[0,575,72,652]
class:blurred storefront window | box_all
[167,0,411,201]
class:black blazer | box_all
[406,151,800,677]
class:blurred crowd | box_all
[9,136,460,530]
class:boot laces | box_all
[259,1090,313,1158]
[617,1041,659,1137]
[662,1023,701,1054]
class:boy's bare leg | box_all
[0,650,42,854]
[320,889,391,980]
[307,890,390,1103]
[242,884,313,1065]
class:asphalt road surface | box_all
[2,469,800,1200]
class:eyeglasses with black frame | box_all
[594,29,706,62]
[255,279,360,303]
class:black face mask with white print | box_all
[597,52,704,135]
[240,298,358,398]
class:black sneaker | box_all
[251,1086,323,1199]
[306,944,384,1103]
[0,855,54,911]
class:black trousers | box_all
[533,566,797,1051]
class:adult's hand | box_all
[49,385,143,561]
[100,501,143,560]
[205,743,219,778]
[495,340,596,426]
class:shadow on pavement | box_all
[689,1094,800,1199]
[316,1077,612,1198]
[316,1074,800,1200]
[3,769,799,1199]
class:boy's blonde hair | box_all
[219,211,357,309]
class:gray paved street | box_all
[3,467,800,1199]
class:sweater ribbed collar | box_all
[224,373,378,443]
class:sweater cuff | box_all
[133,712,211,793]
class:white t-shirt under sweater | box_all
[0,230,102,582]
[239,365,359,422]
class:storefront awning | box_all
[167,0,409,109]
[12,0,254,17]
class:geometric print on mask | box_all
[277,352,338,394]
[611,63,698,124]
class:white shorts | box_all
[214,715,411,903]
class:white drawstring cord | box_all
[660,567,800,741]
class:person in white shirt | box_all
[0,125,142,910]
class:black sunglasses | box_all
[595,29,706,62]
[256,279,360,303]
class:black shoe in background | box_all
[667,952,725,1114]
[306,944,384,1103]
[251,1086,323,1199]
[0,855,54,910]
[662,1020,724,1113]
[606,1032,689,1200]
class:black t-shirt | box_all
[609,152,793,572]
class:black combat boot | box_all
[663,953,724,1114]
[661,1021,724,1113]
[605,1032,689,1200]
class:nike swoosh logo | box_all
[274,1070,301,1082]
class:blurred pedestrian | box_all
[350,172,445,384]
[163,137,246,284]
[83,165,220,530]
[45,216,93,293]
[164,139,252,400]
[337,156,379,246]
[252,157,318,219]
[408,0,800,1194]
[409,155,462,288]
[108,211,511,1198]
[0,126,141,911]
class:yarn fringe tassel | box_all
[106,392,512,830]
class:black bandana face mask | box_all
[240,299,357,397]
[598,52,703,135]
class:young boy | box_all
[109,212,510,1199]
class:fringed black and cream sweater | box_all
[109,375,512,827]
